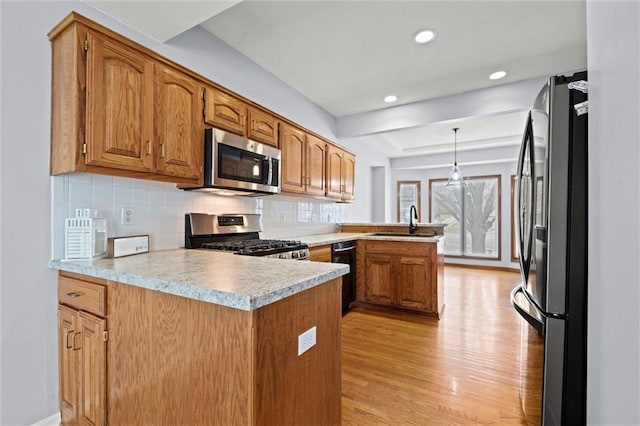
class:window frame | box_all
[397,181,421,223]
[429,174,502,261]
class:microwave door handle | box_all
[266,158,273,185]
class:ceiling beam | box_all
[335,76,548,139]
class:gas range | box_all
[185,213,309,260]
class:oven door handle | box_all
[333,246,355,253]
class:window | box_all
[429,175,501,259]
[397,181,421,223]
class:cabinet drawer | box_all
[58,276,107,316]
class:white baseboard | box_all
[32,412,60,426]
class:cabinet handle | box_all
[66,331,74,349]
[160,143,165,158]
[66,292,82,298]
[146,140,151,156]
[72,332,81,351]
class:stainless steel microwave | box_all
[187,128,281,196]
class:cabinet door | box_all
[309,245,332,262]
[363,254,395,305]
[203,87,246,135]
[326,144,344,199]
[78,311,107,426]
[59,305,79,424]
[306,134,326,196]
[396,256,431,311]
[85,31,154,172]
[154,65,202,180]
[280,123,306,193]
[248,107,279,147]
[342,152,356,201]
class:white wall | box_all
[51,173,344,259]
[371,167,386,222]
[0,1,347,423]
[339,136,393,222]
[586,1,640,423]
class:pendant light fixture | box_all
[446,127,464,187]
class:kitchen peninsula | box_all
[50,250,348,426]
[297,223,446,317]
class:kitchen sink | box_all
[371,232,435,238]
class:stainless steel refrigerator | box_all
[510,71,588,425]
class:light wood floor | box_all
[342,266,534,425]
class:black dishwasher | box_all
[332,240,356,314]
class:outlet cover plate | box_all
[121,207,134,225]
[298,326,317,356]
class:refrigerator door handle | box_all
[516,112,536,278]
[510,285,544,334]
[520,284,567,320]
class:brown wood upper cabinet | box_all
[154,65,202,180]
[280,123,326,196]
[84,30,154,173]
[326,144,355,202]
[49,22,203,185]
[203,88,280,148]
[203,87,247,135]
[247,106,279,147]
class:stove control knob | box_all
[279,254,287,259]
[292,252,298,259]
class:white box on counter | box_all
[107,235,149,258]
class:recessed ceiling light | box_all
[413,29,437,44]
[489,70,507,80]
[384,95,398,103]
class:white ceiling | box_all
[85,0,586,159]
[352,110,528,158]
[201,1,586,118]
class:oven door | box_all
[205,128,281,194]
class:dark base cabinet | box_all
[332,241,356,314]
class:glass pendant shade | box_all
[446,163,464,186]
[446,127,464,187]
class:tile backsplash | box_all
[51,173,344,259]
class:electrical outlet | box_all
[121,207,134,225]
[298,326,317,356]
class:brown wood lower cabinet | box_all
[355,239,444,317]
[309,244,332,262]
[57,271,341,425]
[58,275,107,426]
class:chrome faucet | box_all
[409,205,418,234]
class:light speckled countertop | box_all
[340,222,445,228]
[295,232,444,247]
[49,249,348,311]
